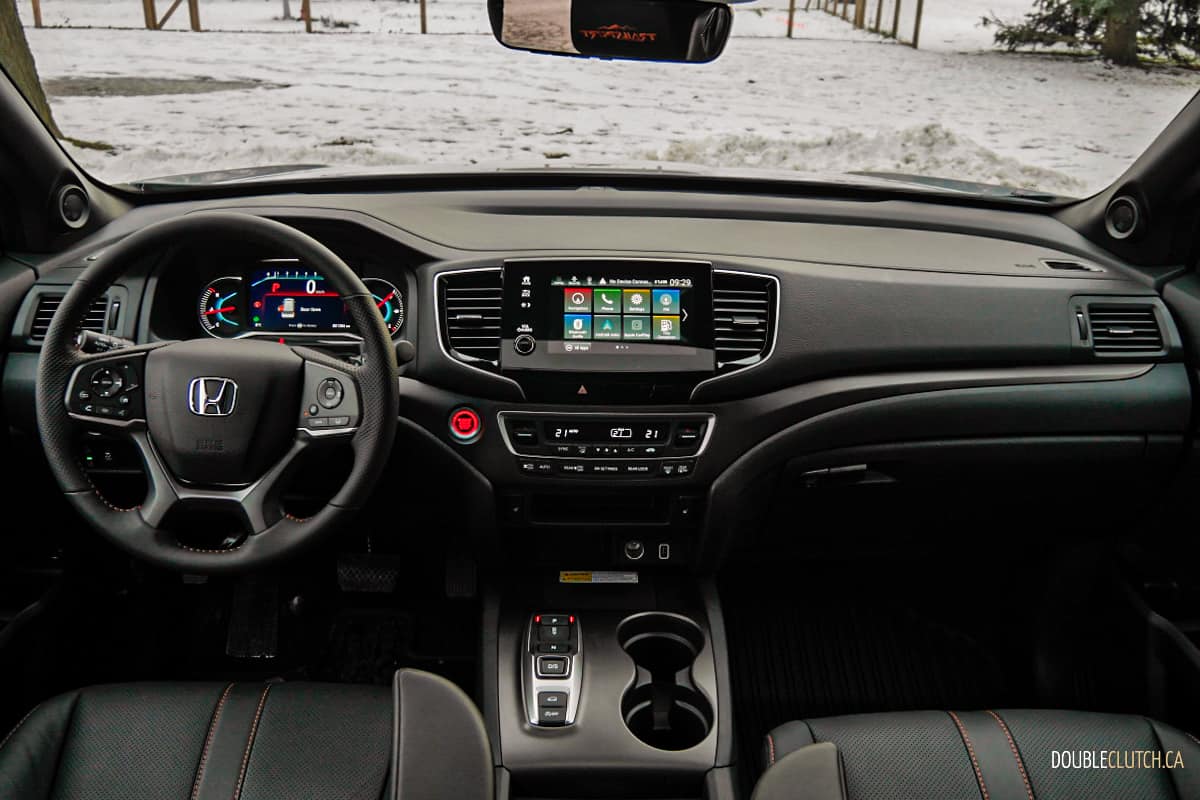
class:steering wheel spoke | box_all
[132,429,313,534]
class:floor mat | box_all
[721,570,1010,793]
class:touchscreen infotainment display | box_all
[501,260,715,373]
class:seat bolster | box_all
[1147,718,1200,799]
[391,668,493,800]
[752,742,847,800]
[0,690,82,800]
[763,720,817,771]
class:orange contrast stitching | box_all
[949,711,991,800]
[232,684,271,800]
[985,710,1034,800]
[190,683,235,800]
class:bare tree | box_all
[0,0,61,136]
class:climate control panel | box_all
[498,412,713,479]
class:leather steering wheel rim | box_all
[35,211,399,573]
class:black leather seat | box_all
[0,670,492,800]
[754,709,1200,800]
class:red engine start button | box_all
[449,407,482,443]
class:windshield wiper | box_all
[124,164,326,191]
[848,171,1063,203]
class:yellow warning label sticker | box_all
[558,571,639,584]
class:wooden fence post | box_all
[301,0,312,32]
[873,0,883,32]
[419,0,427,32]
[854,0,865,28]
[841,0,849,20]
[30,0,42,27]
[911,0,924,47]
[891,0,901,38]
[187,0,200,30]
[142,0,157,28]
[787,0,796,37]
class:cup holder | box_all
[617,612,714,751]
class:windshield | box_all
[8,0,1200,196]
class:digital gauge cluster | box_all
[197,265,405,339]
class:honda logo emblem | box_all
[187,377,238,417]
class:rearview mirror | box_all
[488,0,732,63]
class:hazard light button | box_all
[449,407,482,443]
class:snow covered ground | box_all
[18,0,1200,194]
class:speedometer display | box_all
[198,276,244,337]
[198,264,405,339]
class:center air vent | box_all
[1086,303,1164,355]
[712,270,776,373]
[30,294,112,341]
[439,269,503,368]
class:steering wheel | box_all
[35,212,399,573]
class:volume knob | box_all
[514,334,536,355]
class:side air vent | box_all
[439,269,503,367]
[1086,303,1164,355]
[712,270,776,372]
[30,294,112,341]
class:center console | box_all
[489,579,732,799]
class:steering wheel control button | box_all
[449,407,482,444]
[536,655,569,678]
[68,357,146,423]
[90,367,123,398]
[316,378,344,409]
[513,334,536,355]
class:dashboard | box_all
[1,187,1193,570]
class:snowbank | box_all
[651,124,1084,194]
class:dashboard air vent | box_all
[712,271,775,372]
[1043,258,1102,273]
[1086,303,1163,354]
[440,269,503,367]
[30,294,111,341]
